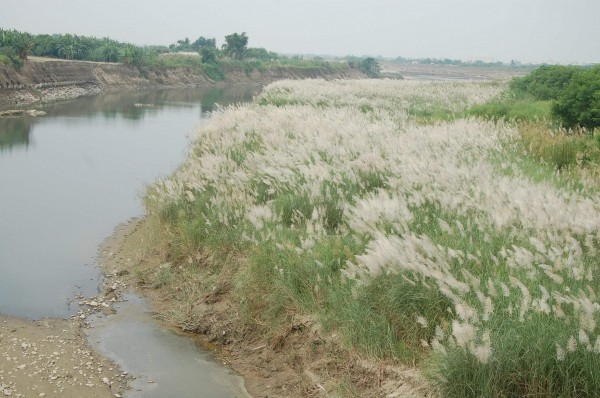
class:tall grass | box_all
[467,99,552,122]
[144,79,600,396]
[465,82,600,182]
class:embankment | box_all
[0,58,365,107]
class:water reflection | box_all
[40,85,260,119]
[0,117,33,152]
[0,85,260,151]
[0,84,259,319]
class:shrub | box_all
[0,54,12,65]
[510,65,579,100]
[0,47,24,69]
[553,66,600,129]
[202,62,224,81]
[359,57,381,78]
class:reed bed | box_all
[147,79,600,397]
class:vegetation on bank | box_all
[469,65,600,129]
[465,65,600,183]
[0,28,376,80]
[134,74,600,397]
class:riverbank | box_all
[0,57,365,108]
[97,217,432,398]
[0,315,128,397]
[133,78,600,397]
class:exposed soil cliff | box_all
[0,58,365,107]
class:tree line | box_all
[0,29,283,69]
[0,28,381,80]
[0,29,145,66]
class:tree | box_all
[0,29,33,60]
[176,37,191,51]
[191,36,216,51]
[31,34,57,57]
[120,44,145,67]
[222,32,248,60]
[56,34,88,60]
[200,46,218,64]
[97,38,120,62]
[246,47,278,61]
[360,57,381,78]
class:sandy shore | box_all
[0,315,127,398]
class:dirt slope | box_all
[0,58,364,107]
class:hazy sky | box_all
[2,0,599,63]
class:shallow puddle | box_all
[86,293,250,398]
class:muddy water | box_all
[0,86,258,397]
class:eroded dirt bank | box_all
[0,58,364,107]
[97,218,435,398]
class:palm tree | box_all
[56,34,87,60]
[100,39,119,62]
[119,45,145,67]
[0,29,33,60]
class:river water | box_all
[0,85,259,397]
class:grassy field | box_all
[140,78,600,397]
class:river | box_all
[0,85,259,397]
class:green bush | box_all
[202,62,225,81]
[358,57,381,78]
[0,53,12,65]
[510,65,579,100]
[472,65,600,130]
[553,66,600,129]
[431,315,600,398]
[0,47,24,69]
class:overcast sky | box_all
[2,0,599,64]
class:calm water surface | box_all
[0,86,259,318]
